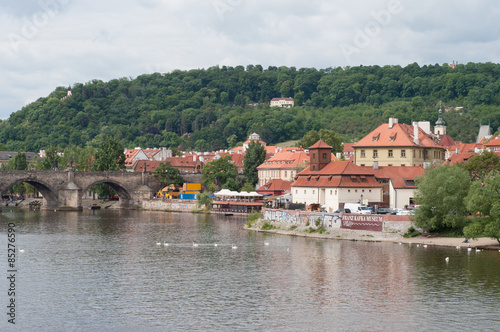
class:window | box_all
[284,171,287,177]
[313,190,315,194]
[373,150,378,158]
[401,164,405,166]
[322,153,327,159]
[330,190,333,195]
[401,150,406,157]
[361,150,366,158]
[413,150,416,158]
[424,150,428,158]
[304,190,306,194]
[296,190,298,194]
[388,149,393,157]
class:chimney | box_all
[373,161,379,170]
[455,148,460,154]
[413,122,419,145]
[388,118,398,129]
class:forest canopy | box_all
[1,62,499,152]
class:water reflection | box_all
[0,209,499,331]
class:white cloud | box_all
[0,0,499,119]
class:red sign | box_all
[341,214,383,231]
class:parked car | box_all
[344,203,372,215]
[334,208,351,214]
[393,208,406,215]
[377,207,394,215]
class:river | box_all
[1,208,499,331]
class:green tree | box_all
[463,172,500,244]
[413,165,471,231]
[318,129,344,154]
[202,155,238,190]
[241,182,255,192]
[6,152,28,170]
[299,130,320,149]
[93,137,125,171]
[222,177,240,191]
[154,162,183,186]
[299,129,344,154]
[458,151,500,181]
[196,192,212,211]
[243,141,266,187]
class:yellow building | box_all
[353,118,446,167]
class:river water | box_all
[1,208,500,331]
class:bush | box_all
[246,212,261,228]
[315,218,321,227]
[261,222,276,231]
[403,226,421,238]
[289,225,298,231]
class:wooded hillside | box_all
[1,62,499,152]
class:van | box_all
[343,203,372,215]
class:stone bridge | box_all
[0,170,166,210]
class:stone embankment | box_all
[245,219,500,250]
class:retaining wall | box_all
[141,199,199,212]
[263,208,414,233]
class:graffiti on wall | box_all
[263,209,342,228]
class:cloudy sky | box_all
[1,0,499,119]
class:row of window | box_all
[361,149,406,158]
[360,149,442,159]
[295,189,373,195]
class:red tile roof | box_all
[257,179,292,195]
[369,166,424,189]
[485,136,500,147]
[309,140,332,149]
[292,161,381,188]
[354,123,442,148]
[445,152,477,165]
[257,148,309,170]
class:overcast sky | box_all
[1,0,499,119]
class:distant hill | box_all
[1,62,499,152]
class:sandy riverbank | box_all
[245,220,500,250]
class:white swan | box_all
[445,257,449,262]
[156,242,161,246]
[164,242,169,246]
[467,247,472,252]
[214,243,218,247]
[231,244,237,249]
[18,249,24,253]
[265,242,269,246]
[456,246,461,249]
[193,242,198,247]
[423,244,428,248]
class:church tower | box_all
[434,107,446,135]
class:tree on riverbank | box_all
[154,161,183,186]
[463,172,500,244]
[243,141,266,187]
[413,165,471,231]
[201,155,239,190]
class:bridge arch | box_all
[84,179,133,207]
[1,177,59,209]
